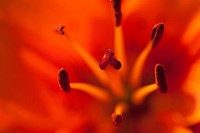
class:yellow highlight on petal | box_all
[173,126,192,133]
[20,48,57,80]
[182,11,200,44]
[70,83,111,102]
[132,83,157,105]
[122,0,141,17]
[183,59,200,124]
[0,99,53,128]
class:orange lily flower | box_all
[1,0,200,133]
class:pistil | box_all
[99,49,125,98]
[114,26,127,76]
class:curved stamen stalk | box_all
[130,23,164,88]
[70,83,111,102]
[58,68,111,102]
[132,63,167,104]
[132,83,157,105]
[130,41,153,87]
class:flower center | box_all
[56,0,168,127]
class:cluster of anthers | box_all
[56,0,167,127]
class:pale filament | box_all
[114,26,127,76]
[130,40,153,88]
[70,83,111,102]
[131,83,157,105]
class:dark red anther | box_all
[111,0,122,26]
[55,24,65,35]
[111,113,123,127]
[189,122,200,133]
[151,23,164,47]
[154,64,168,93]
[99,49,121,70]
[58,68,71,92]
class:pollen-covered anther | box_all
[151,23,164,47]
[111,113,123,127]
[58,68,71,92]
[99,49,121,70]
[111,0,122,26]
[55,24,65,35]
[154,64,168,93]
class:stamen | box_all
[151,23,164,47]
[154,64,168,93]
[99,49,124,98]
[111,113,123,127]
[55,26,109,86]
[58,69,110,101]
[99,49,121,70]
[111,0,122,26]
[114,26,127,76]
[132,84,157,105]
[58,68,71,92]
[130,23,164,87]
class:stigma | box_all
[99,49,121,70]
